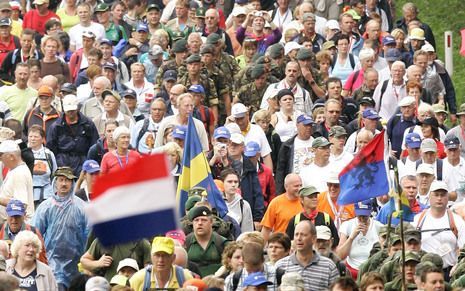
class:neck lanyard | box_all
[327,192,342,228]
[276,9,290,30]
[115,151,129,169]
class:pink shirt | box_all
[343,69,365,94]
[101,150,141,174]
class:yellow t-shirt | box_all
[261,194,303,233]
[130,265,193,291]
[11,20,22,37]
[0,84,37,120]
[56,9,79,32]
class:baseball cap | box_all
[385,48,401,62]
[85,276,110,291]
[9,1,20,10]
[172,125,187,140]
[149,45,163,58]
[102,90,121,102]
[0,140,19,153]
[63,94,78,111]
[226,123,241,135]
[398,96,416,107]
[328,126,347,138]
[457,103,465,116]
[420,138,437,153]
[146,3,160,11]
[421,43,435,53]
[409,28,425,40]
[284,41,302,56]
[416,163,434,176]
[151,237,175,255]
[405,132,422,149]
[135,22,148,32]
[326,172,340,184]
[405,229,421,243]
[296,114,314,125]
[60,83,76,94]
[354,200,373,216]
[163,70,177,81]
[312,137,331,148]
[6,199,25,217]
[429,180,448,192]
[244,141,261,157]
[242,272,273,287]
[82,160,100,174]
[33,0,49,5]
[444,136,460,149]
[280,273,305,290]
[298,185,319,197]
[230,133,245,144]
[322,41,336,51]
[316,225,332,240]
[188,206,212,221]
[38,85,53,97]
[122,89,137,99]
[362,108,381,120]
[232,6,246,17]
[195,7,206,17]
[165,230,186,245]
[95,2,109,12]
[382,35,396,46]
[184,278,208,290]
[432,104,448,114]
[404,251,421,264]
[188,84,205,94]
[82,30,96,39]
[99,38,112,46]
[325,19,340,31]
[116,258,139,273]
[231,103,248,118]
[54,167,77,180]
[109,275,128,287]
[102,62,117,71]
[0,2,11,10]
[213,126,230,140]
[0,18,12,26]
[358,96,375,107]
[301,12,315,22]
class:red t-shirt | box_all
[101,150,141,174]
[23,9,60,35]
[0,35,18,65]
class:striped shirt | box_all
[224,263,278,291]
[274,252,339,291]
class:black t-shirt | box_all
[13,268,38,291]
[285,212,340,248]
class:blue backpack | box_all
[142,265,186,290]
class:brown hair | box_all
[221,241,243,271]
[360,272,384,291]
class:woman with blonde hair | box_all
[161,141,183,184]
[6,230,58,290]
[214,241,243,279]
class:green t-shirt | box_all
[186,233,227,277]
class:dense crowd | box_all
[0,0,463,290]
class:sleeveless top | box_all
[331,55,355,86]
[274,111,298,142]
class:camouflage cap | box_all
[195,7,207,18]
[421,253,443,269]
[250,64,266,79]
[403,251,421,264]
[328,125,347,138]
[54,167,76,180]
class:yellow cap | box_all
[151,237,175,255]
[110,274,129,286]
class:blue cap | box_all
[444,135,460,149]
[385,48,401,62]
[244,141,261,157]
[297,114,314,125]
[100,38,112,46]
[172,125,187,140]
[405,132,421,149]
[82,160,101,173]
[6,199,25,217]
[354,200,373,216]
[188,84,205,94]
[382,35,396,46]
[362,108,381,120]
[242,272,273,287]
[163,70,177,81]
[213,126,231,139]
[136,22,148,32]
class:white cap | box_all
[421,43,435,53]
[284,41,302,56]
[112,126,130,141]
[149,44,164,56]
[226,122,241,134]
[85,276,110,291]
[398,96,416,107]
[326,19,340,31]
[230,133,244,144]
[416,163,435,176]
[62,94,78,111]
[421,138,437,153]
[232,6,247,17]
[326,172,340,184]
[0,140,19,153]
[430,180,448,192]
[316,225,332,240]
[231,103,248,118]
[116,258,139,272]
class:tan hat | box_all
[420,138,437,153]
[416,163,434,176]
[409,28,425,40]
[316,225,332,240]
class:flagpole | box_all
[393,162,406,291]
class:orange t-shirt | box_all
[260,194,303,233]
[317,192,355,223]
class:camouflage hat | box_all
[298,185,319,197]
[54,167,76,180]
[421,253,443,269]
[390,234,402,245]
[188,206,212,221]
[296,48,314,60]
[403,251,421,264]
[172,39,188,53]
[405,229,421,243]
[186,54,202,64]
[268,43,284,59]
[200,44,215,55]
[328,126,347,138]
[250,64,266,79]
[379,225,394,237]
[312,137,331,148]
[206,33,221,44]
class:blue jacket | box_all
[32,184,89,287]
[46,113,99,175]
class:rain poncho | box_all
[32,180,89,287]
[31,146,57,203]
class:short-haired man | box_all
[443,136,465,202]
[129,237,193,290]
[22,0,59,35]
[275,221,339,290]
[125,62,155,117]
[328,126,353,172]
[300,137,333,192]
[415,163,435,206]
[386,96,417,158]
[446,103,465,158]
[418,264,445,291]
[69,2,106,51]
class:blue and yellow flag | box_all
[176,115,228,217]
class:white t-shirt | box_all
[292,136,314,174]
[69,22,106,50]
[244,124,272,158]
[413,210,465,267]
[340,218,383,269]
[299,162,333,192]
[329,151,353,173]
[397,156,418,179]
[0,163,34,221]
[443,158,465,202]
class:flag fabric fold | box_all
[338,130,389,205]
[176,115,228,217]
[85,154,178,246]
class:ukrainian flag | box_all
[176,115,228,217]
[389,188,414,222]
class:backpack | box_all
[142,264,186,291]
[416,209,457,239]
[232,267,285,291]
[415,159,443,181]
[376,80,389,112]
[135,118,151,150]
[294,212,330,226]
[193,106,211,133]
[331,53,356,70]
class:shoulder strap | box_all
[401,157,407,163]
[142,265,152,291]
[232,269,243,291]
[136,118,151,148]
[294,214,301,226]
[212,232,226,254]
[184,233,195,250]
[447,209,458,239]
[45,151,53,180]
[436,159,443,181]
[323,212,330,226]
[331,53,337,70]
[11,49,19,65]
[378,80,389,109]
[349,53,355,69]
[276,267,285,286]
[416,209,428,231]
[415,160,422,169]
[13,36,20,48]
[239,199,244,227]
[175,265,186,287]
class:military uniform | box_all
[236,83,269,115]
[178,73,218,107]
[352,84,375,101]
[154,39,188,89]
[217,52,240,92]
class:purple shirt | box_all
[236,26,282,54]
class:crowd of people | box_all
[0,0,463,290]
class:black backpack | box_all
[232,267,286,290]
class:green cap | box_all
[390,234,401,245]
[172,39,188,53]
[95,3,109,12]
[296,48,314,61]
[312,137,331,148]
[206,33,221,44]
[188,206,212,221]
[404,229,421,243]
[379,225,394,237]
[196,7,207,18]
[421,253,443,269]
[186,54,201,64]
[298,185,319,197]
[345,9,361,20]
[328,126,347,138]
[200,44,215,55]
[268,43,283,59]
[250,64,266,79]
[432,104,448,114]
[456,103,465,116]
[322,41,336,51]
[102,89,121,102]
[147,3,160,11]
[185,195,201,212]
[403,251,421,264]
[54,167,77,180]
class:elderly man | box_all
[386,96,417,158]
[131,98,166,154]
[129,237,192,290]
[0,140,33,223]
[276,221,339,290]
[351,68,379,101]
[261,173,303,242]
[395,2,435,48]
[201,8,233,55]
[33,167,89,290]
[300,137,333,192]
[297,13,326,53]
[93,90,134,136]
[415,164,435,207]
[443,136,465,202]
